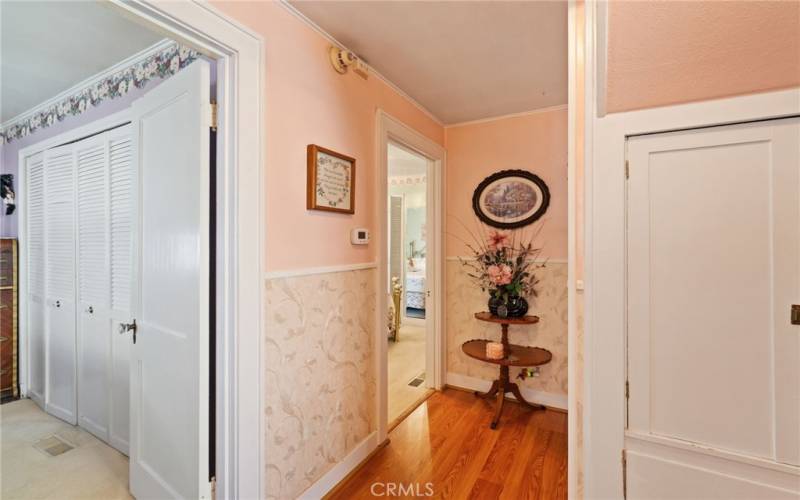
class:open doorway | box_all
[387,142,433,424]
[376,111,445,440]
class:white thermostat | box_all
[351,228,370,245]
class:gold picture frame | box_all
[306,144,356,214]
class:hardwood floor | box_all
[328,388,567,499]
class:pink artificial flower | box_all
[488,264,513,286]
[487,230,510,251]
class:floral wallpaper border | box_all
[0,41,199,145]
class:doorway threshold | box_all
[388,388,435,432]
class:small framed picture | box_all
[472,169,550,229]
[307,144,356,214]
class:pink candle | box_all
[486,342,504,359]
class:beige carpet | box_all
[388,323,429,423]
[0,399,131,499]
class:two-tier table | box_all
[461,312,552,429]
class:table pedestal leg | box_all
[491,370,506,429]
[478,364,546,429]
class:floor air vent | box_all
[33,435,75,457]
[408,373,425,387]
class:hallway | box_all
[329,389,567,499]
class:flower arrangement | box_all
[458,226,544,317]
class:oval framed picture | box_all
[472,169,550,229]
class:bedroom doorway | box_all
[387,142,433,425]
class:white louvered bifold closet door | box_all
[75,125,133,455]
[108,126,133,454]
[43,144,78,424]
[25,153,47,406]
[76,132,111,442]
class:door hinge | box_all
[210,101,218,131]
[625,380,630,400]
[622,449,628,499]
[625,160,630,179]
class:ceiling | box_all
[389,143,427,177]
[290,1,567,125]
[0,1,163,123]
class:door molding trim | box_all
[104,2,265,498]
[375,110,446,445]
[583,0,800,494]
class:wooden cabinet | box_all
[0,238,18,399]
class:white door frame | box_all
[582,2,800,496]
[108,3,263,498]
[376,110,446,443]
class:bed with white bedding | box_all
[405,259,426,312]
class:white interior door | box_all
[43,144,77,424]
[129,60,211,499]
[626,118,800,498]
[25,152,46,406]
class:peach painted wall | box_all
[211,1,444,272]
[445,108,568,260]
[607,0,800,113]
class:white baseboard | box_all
[446,372,568,410]
[45,402,77,425]
[299,431,378,499]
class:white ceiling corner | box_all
[288,0,568,125]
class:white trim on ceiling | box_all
[276,0,445,127]
[1,39,175,131]
[444,103,568,129]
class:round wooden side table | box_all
[462,312,552,429]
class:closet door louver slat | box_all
[77,143,110,308]
[109,136,133,313]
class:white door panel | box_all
[76,136,111,440]
[44,145,77,424]
[627,450,799,499]
[109,130,134,454]
[26,153,46,405]
[626,118,800,496]
[130,60,211,500]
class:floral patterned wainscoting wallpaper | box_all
[0,41,198,144]
[447,260,569,397]
[264,268,376,499]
